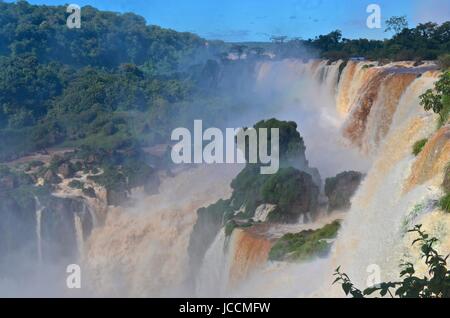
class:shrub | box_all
[412,139,428,156]
[420,71,450,128]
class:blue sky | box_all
[20,0,450,41]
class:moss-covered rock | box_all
[268,220,341,262]
[239,118,321,186]
[325,171,363,212]
[263,168,319,223]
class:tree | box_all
[385,16,408,35]
[333,225,450,298]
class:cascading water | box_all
[83,164,242,297]
[194,60,447,298]
[195,229,232,297]
[34,196,44,263]
[254,59,370,178]
[74,212,84,257]
[327,121,441,296]
[61,58,447,298]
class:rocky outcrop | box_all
[0,180,92,277]
[325,171,363,211]
[188,119,321,280]
[188,199,232,278]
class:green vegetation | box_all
[264,20,450,62]
[189,119,320,274]
[253,119,306,164]
[412,139,428,156]
[0,1,240,162]
[263,168,318,223]
[316,21,450,62]
[420,71,450,128]
[439,193,450,213]
[228,119,319,221]
[385,16,409,35]
[269,220,341,262]
[440,166,450,213]
[333,225,450,298]
[0,2,449,162]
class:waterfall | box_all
[195,229,233,297]
[74,212,84,257]
[228,229,272,287]
[195,227,272,297]
[34,196,44,263]
[83,164,242,297]
[253,204,276,222]
[254,59,370,178]
[76,59,446,298]
[326,69,444,295]
[211,60,445,298]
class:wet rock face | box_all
[325,171,364,212]
[0,190,92,278]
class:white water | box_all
[34,196,44,263]
[83,164,243,297]
[195,229,233,297]
[75,59,446,298]
[254,59,370,178]
[195,60,446,298]
[74,212,84,257]
[253,204,276,223]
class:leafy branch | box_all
[333,225,450,298]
